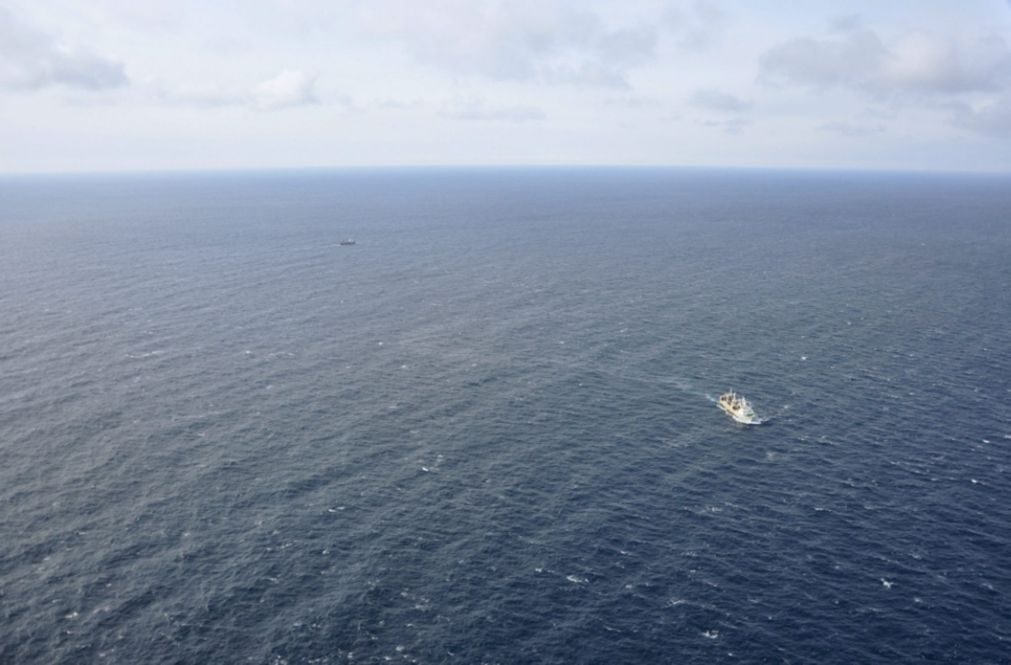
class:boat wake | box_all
[568,369,776,424]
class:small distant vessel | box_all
[718,391,760,425]
[339,239,356,246]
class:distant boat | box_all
[718,390,761,425]
[339,239,356,246]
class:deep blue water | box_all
[1,168,1010,664]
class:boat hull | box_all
[718,402,760,425]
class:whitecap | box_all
[566,575,588,584]
[702,630,719,639]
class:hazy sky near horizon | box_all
[3,0,1011,173]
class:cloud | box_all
[690,88,751,112]
[374,98,424,111]
[762,17,1011,139]
[359,1,656,88]
[441,98,544,122]
[161,69,323,110]
[759,22,888,93]
[690,87,751,134]
[884,32,1011,94]
[818,121,884,137]
[0,7,128,91]
[760,19,1011,98]
[665,0,728,51]
[952,96,1011,137]
[250,69,318,109]
[604,95,662,109]
[698,117,750,134]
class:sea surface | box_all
[1,167,1010,664]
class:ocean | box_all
[1,167,1009,663]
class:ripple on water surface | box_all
[1,169,1010,664]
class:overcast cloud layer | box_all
[2,0,1011,173]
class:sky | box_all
[2,0,1011,174]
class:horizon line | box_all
[2,163,1010,179]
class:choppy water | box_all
[1,168,1010,664]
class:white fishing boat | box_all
[718,390,760,425]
